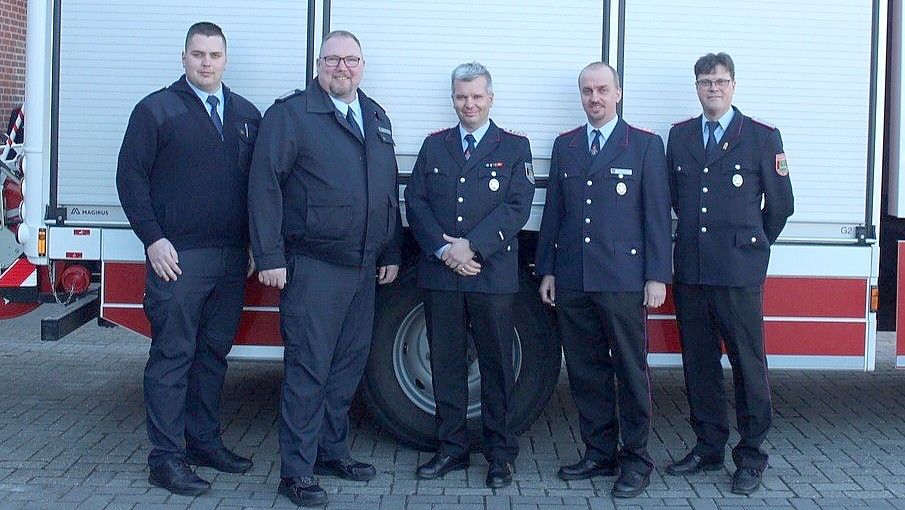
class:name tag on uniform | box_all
[610,167,633,177]
[378,126,392,135]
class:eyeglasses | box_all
[696,78,733,89]
[322,55,362,68]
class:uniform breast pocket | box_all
[426,165,453,198]
[305,197,353,240]
[235,121,258,170]
[606,174,637,208]
[479,167,511,203]
[559,173,585,207]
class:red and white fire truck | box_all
[2,0,902,447]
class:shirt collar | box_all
[329,93,361,116]
[459,120,491,147]
[702,107,735,133]
[186,79,223,107]
[587,115,619,145]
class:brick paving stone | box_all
[0,310,904,509]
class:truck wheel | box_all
[362,269,561,451]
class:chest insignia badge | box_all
[616,182,627,196]
[489,178,500,192]
[732,174,743,187]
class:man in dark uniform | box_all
[664,52,794,495]
[534,62,671,498]
[404,62,534,489]
[248,30,401,508]
[116,22,260,496]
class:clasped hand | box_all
[441,234,481,276]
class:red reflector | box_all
[73,229,90,236]
[65,252,83,259]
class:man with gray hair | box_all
[405,62,535,488]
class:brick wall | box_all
[0,0,26,132]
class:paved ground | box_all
[1,306,904,509]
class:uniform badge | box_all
[525,162,535,184]
[616,182,627,196]
[775,153,790,176]
[489,178,500,192]
[732,174,743,187]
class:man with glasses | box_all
[664,52,794,495]
[117,22,260,496]
[404,62,534,489]
[248,30,402,507]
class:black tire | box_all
[361,267,561,451]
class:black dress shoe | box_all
[186,446,253,474]
[416,453,469,480]
[314,457,377,481]
[278,476,328,507]
[731,467,763,495]
[557,458,618,481]
[149,458,211,496]
[611,470,650,498]
[485,460,513,488]
[664,450,723,475]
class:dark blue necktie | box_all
[705,120,720,158]
[590,129,602,156]
[207,95,223,138]
[464,134,476,160]
[346,107,362,138]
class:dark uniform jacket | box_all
[535,119,672,292]
[404,121,534,294]
[248,82,402,270]
[117,75,261,251]
[667,107,794,287]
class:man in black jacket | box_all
[248,30,401,508]
[116,22,261,497]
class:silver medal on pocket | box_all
[616,182,627,195]
[732,174,743,187]
[489,178,500,192]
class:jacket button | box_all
[702,187,709,193]
[586,198,592,205]
[433,168,439,173]
[586,180,593,186]
[584,237,591,243]
[457,216,463,222]
[703,167,709,173]
[701,226,707,233]
[459,177,466,183]
[458,197,464,203]
[507,245,511,251]
[585,218,591,224]
[630,248,637,255]
[751,237,757,243]
[701,207,707,213]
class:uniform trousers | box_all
[143,246,247,468]
[673,283,772,470]
[278,253,376,478]
[422,290,519,462]
[555,289,653,475]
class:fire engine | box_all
[1,0,900,448]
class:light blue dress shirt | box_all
[330,94,364,137]
[186,80,224,125]
[459,121,491,152]
[701,107,735,147]
[587,115,619,152]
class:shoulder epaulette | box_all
[428,127,453,137]
[672,116,696,126]
[631,125,656,135]
[275,89,303,103]
[750,117,777,130]
[560,125,584,136]
[502,127,528,138]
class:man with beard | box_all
[248,30,402,507]
[535,62,671,497]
